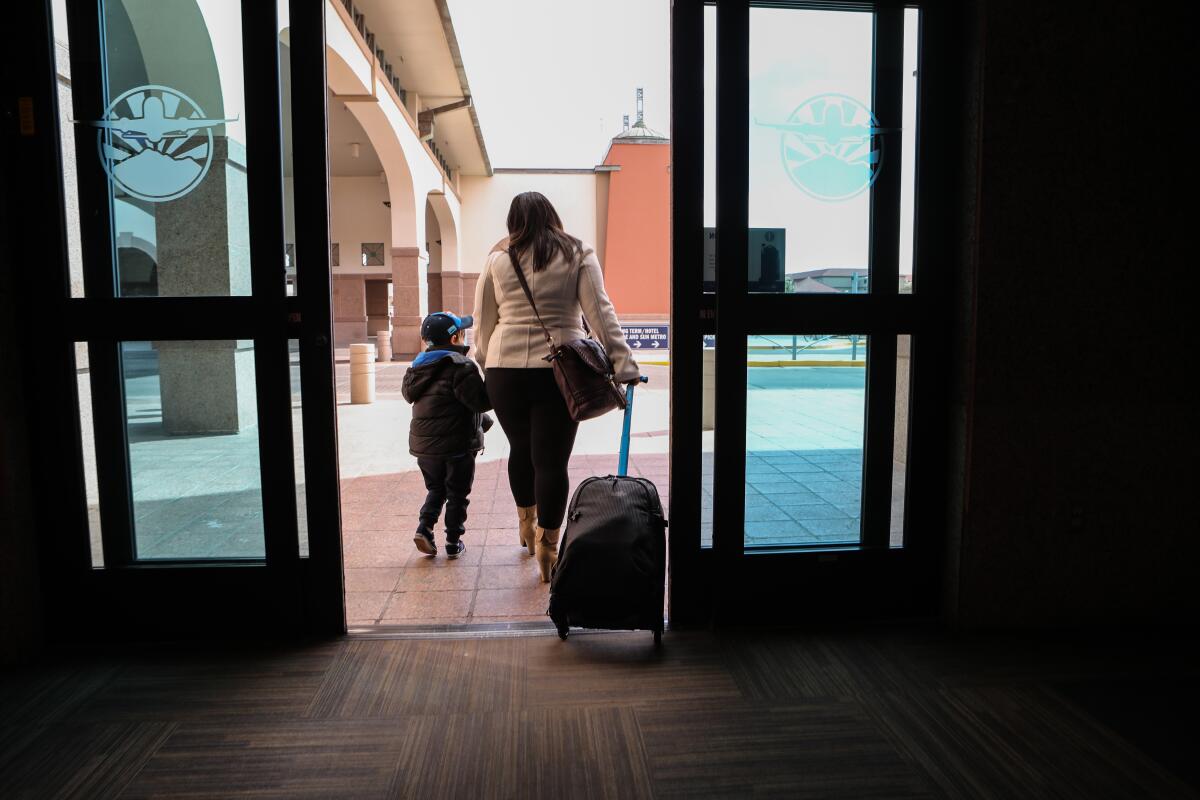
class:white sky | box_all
[450,0,671,167]
[450,1,916,277]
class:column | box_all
[153,137,254,434]
[462,272,479,310]
[391,245,423,359]
[158,340,257,434]
[462,271,480,351]
[439,269,465,316]
[333,276,368,346]
[427,272,444,314]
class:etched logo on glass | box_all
[758,94,885,202]
[92,85,235,202]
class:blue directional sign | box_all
[621,325,669,351]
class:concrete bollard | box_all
[349,342,376,404]
[376,329,392,362]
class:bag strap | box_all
[508,248,556,355]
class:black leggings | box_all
[486,368,579,529]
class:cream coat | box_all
[472,242,640,383]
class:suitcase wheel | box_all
[653,629,663,647]
[557,625,569,640]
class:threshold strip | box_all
[347,621,667,641]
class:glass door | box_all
[671,0,941,623]
[42,0,343,635]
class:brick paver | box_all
[340,452,669,627]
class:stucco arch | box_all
[105,0,224,117]
[423,190,473,318]
[323,3,463,355]
[425,191,459,271]
[325,48,418,251]
[425,197,442,274]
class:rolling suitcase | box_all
[549,377,667,644]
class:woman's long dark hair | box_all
[506,191,584,273]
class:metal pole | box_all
[791,334,798,360]
[617,376,648,476]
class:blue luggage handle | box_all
[617,376,649,477]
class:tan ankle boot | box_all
[517,505,537,556]
[535,526,560,583]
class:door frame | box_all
[13,0,346,639]
[668,0,965,624]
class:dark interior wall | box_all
[1,1,57,663]
[947,2,1195,627]
[0,178,44,664]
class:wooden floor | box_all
[1,626,1196,799]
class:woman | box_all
[473,192,640,583]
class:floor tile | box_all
[344,592,390,622]
[473,587,551,617]
[396,566,480,592]
[484,527,525,546]
[380,591,474,621]
[343,568,402,594]
[477,564,542,589]
[306,639,527,717]
[637,699,935,799]
[481,545,535,565]
[402,544,483,566]
[121,720,410,799]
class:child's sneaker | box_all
[445,533,465,560]
[413,525,437,556]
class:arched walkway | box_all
[324,22,464,357]
[425,190,474,320]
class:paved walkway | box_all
[339,454,668,626]
[335,358,670,627]
[112,343,900,625]
[122,342,267,560]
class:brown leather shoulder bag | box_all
[507,248,626,422]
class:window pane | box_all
[100,0,251,297]
[702,5,715,290]
[891,334,912,545]
[899,9,919,294]
[51,1,86,298]
[75,343,104,566]
[748,8,874,294]
[362,242,385,267]
[123,340,265,559]
[701,334,715,548]
[745,335,867,548]
[280,0,298,296]
[289,338,309,557]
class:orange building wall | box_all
[601,142,670,318]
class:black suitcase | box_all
[548,378,667,644]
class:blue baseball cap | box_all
[420,311,473,344]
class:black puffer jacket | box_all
[401,344,493,457]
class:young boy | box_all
[401,311,493,558]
